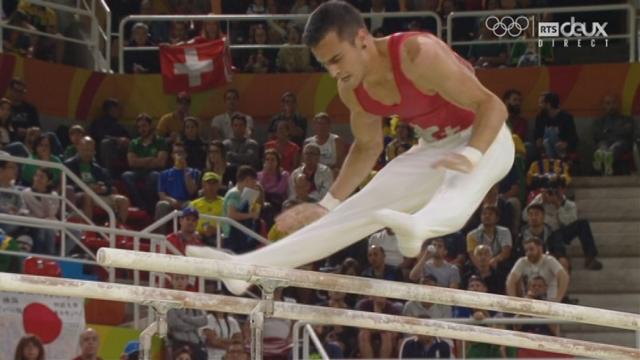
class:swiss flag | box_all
[160,39,232,94]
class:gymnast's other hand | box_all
[275,203,329,233]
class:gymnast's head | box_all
[303,0,371,87]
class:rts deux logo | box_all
[485,15,609,48]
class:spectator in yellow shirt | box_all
[157,92,191,142]
[190,172,224,245]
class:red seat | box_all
[23,257,62,277]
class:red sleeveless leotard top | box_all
[354,32,476,140]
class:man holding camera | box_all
[523,184,603,270]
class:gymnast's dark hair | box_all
[302,0,366,47]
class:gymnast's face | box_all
[312,30,368,88]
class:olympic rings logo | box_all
[485,16,530,38]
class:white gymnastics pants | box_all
[189,124,515,294]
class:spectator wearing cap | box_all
[209,89,254,141]
[361,244,402,281]
[165,207,203,255]
[288,143,333,202]
[461,245,506,295]
[121,114,168,213]
[268,91,308,147]
[506,237,569,302]
[222,165,261,253]
[189,172,224,245]
[402,274,453,319]
[72,328,102,360]
[88,98,130,173]
[120,340,139,360]
[263,120,300,172]
[466,204,512,272]
[66,137,130,224]
[124,22,160,73]
[155,142,201,231]
[222,114,260,169]
[157,92,192,143]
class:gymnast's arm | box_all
[327,87,383,201]
[403,35,507,168]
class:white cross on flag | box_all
[160,39,232,94]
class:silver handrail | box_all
[447,4,636,63]
[117,11,442,73]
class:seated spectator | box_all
[261,288,295,358]
[121,113,168,213]
[289,143,333,201]
[5,79,40,144]
[223,339,250,360]
[367,228,404,268]
[222,166,261,254]
[463,184,516,237]
[506,237,569,302]
[525,185,603,270]
[0,98,12,147]
[191,17,224,44]
[467,19,508,68]
[592,94,635,176]
[264,120,300,172]
[385,121,416,162]
[247,0,266,14]
[32,10,64,64]
[20,134,62,186]
[158,92,191,142]
[242,23,274,74]
[534,92,578,160]
[268,92,307,147]
[400,332,451,359]
[167,273,208,360]
[66,137,130,224]
[466,205,512,271]
[0,155,28,238]
[365,0,401,35]
[0,228,31,273]
[516,203,553,260]
[276,24,313,73]
[403,274,453,318]
[204,140,236,195]
[409,238,460,288]
[3,10,37,58]
[502,89,528,142]
[284,172,315,206]
[304,112,346,175]
[155,143,201,227]
[223,114,260,169]
[4,126,39,159]
[166,207,203,255]
[13,334,45,360]
[355,296,400,358]
[199,311,242,360]
[124,22,160,73]
[457,276,506,358]
[89,98,130,172]
[180,117,206,170]
[361,244,402,281]
[190,172,224,246]
[72,327,102,360]
[22,168,59,254]
[461,245,506,295]
[63,124,85,160]
[258,149,290,213]
[169,21,190,44]
[209,89,254,141]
